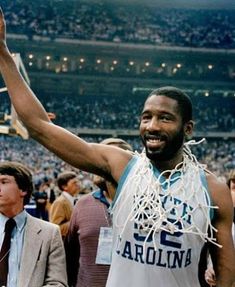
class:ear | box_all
[20,190,27,198]
[184,120,194,139]
[61,184,68,191]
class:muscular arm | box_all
[0,8,132,183]
[207,174,235,287]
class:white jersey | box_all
[107,154,213,287]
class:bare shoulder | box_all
[205,172,233,234]
[206,172,232,212]
[94,143,134,182]
[205,172,235,285]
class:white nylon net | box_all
[113,139,221,250]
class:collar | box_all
[0,209,27,234]
[62,191,75,206]
[92,189,110,208]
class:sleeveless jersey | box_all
[106,155,212,287]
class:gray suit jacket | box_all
[17,213,68,287]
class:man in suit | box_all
[49,171,81,240]
[0,161,68,287]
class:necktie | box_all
[74,198,78,206]
[0,218,16,286]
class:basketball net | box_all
[113,139,221,251]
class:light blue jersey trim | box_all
[111,155,138,209]
[199,169,214,220]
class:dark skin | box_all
[0,8,234,286]
[140,95,193,171]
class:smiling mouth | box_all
[145,136,166,149]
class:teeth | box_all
[148,139,161,143]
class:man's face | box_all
[64,177,80,196]
[0,174,25,214]
[140,95,191,162]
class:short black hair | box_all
[148,86,193,123]
[0,161,33,205]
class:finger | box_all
[0,6,5,22]
[208,279,216,286]
[0,6,6,35]
[0,6,3,17]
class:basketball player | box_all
[0,8,234,287]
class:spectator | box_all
[49,171,81,240]
[0,161,68,286]
[2,0,235,48]
[33,180,49,220]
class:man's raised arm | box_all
[0,7,132,182]
[0,8,50,132]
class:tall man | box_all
[0,161,68,287]
[0,8,234,287]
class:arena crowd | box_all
[2,0,235,48]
